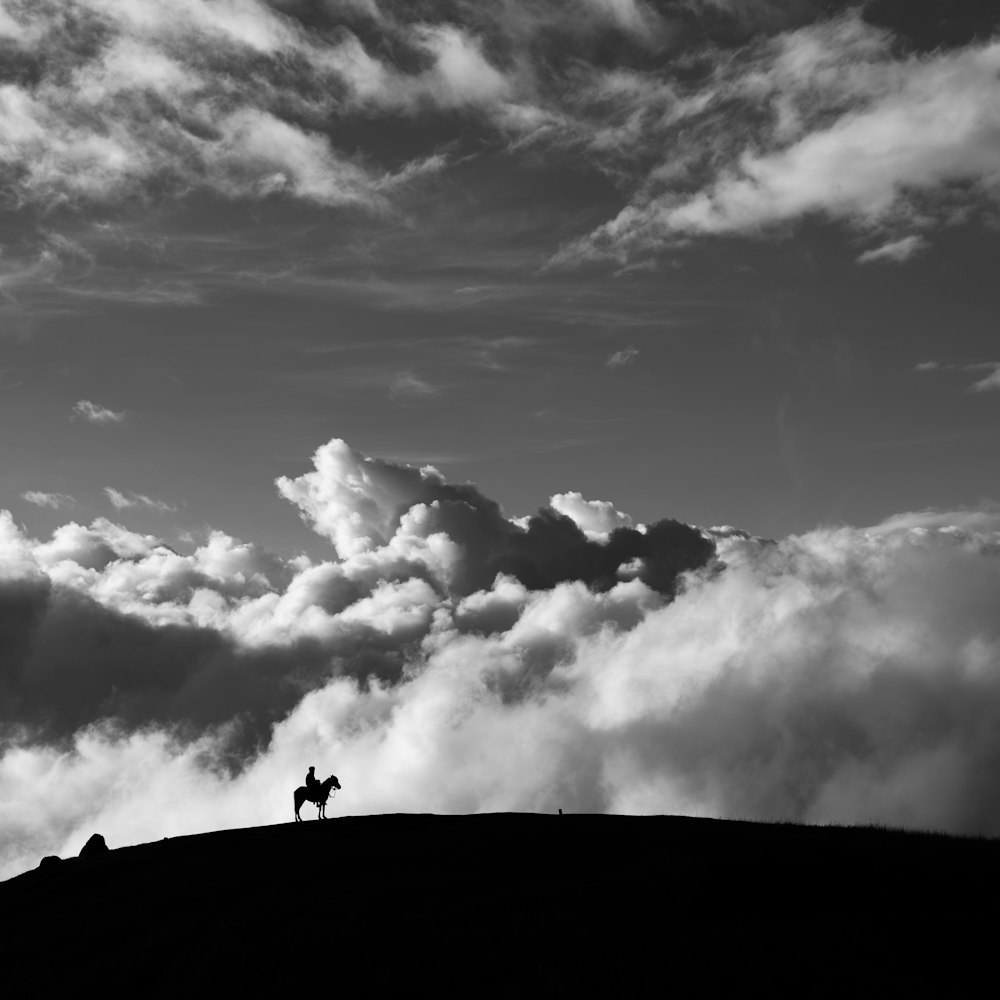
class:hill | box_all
[3,813,998,994]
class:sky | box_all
[3,0,1000,876]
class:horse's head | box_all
[327,775,342,791]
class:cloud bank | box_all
[3,438,1000,877]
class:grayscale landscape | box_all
[2,0,1000,988]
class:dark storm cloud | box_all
[0,568,440,755]
[277,438,714,598]
[413,487,713,597]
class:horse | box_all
[294,774,341,821]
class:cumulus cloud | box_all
[72,400,126,424]
[103,488,177,513]
[276,438,711,596]
[549,491,635,540]
[20,491,76,509]
[4,437,1000,882]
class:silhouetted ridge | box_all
[4,814,999,994]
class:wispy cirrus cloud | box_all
[558,12,1000,264]
[606,346,639,368]
[0,1,996,293]
[104,487,177,513]
[21,490,76,509]
[0,0,513,213]
[970,367,1000,392]
[914,360,1000,393]
[857,235,930,265]
[388,371,441,401]
[72,399,127,424]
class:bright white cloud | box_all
[550,491,635,540]
[275,438,443,558]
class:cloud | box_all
[970,366,1000,393]
[560,12,1000,262]
[20,491,76,509]
[578,0,666,42]
[857,235,929,265]
[103,488,177,513]
[0,0,516,214]
[72,400,127,424]
[549,491,635,540]
[388,372,441,401]
[276,439,712,596]
[607,347,640,367]
[0,440,712,767]
[0,1,996,287]
[913,360,1000,392]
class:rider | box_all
[305,766,320,797]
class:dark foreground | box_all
[4,813,998,995]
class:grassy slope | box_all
[3,813,998,994]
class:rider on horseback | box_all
[295,767,342,821]
[305,766,320,798]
